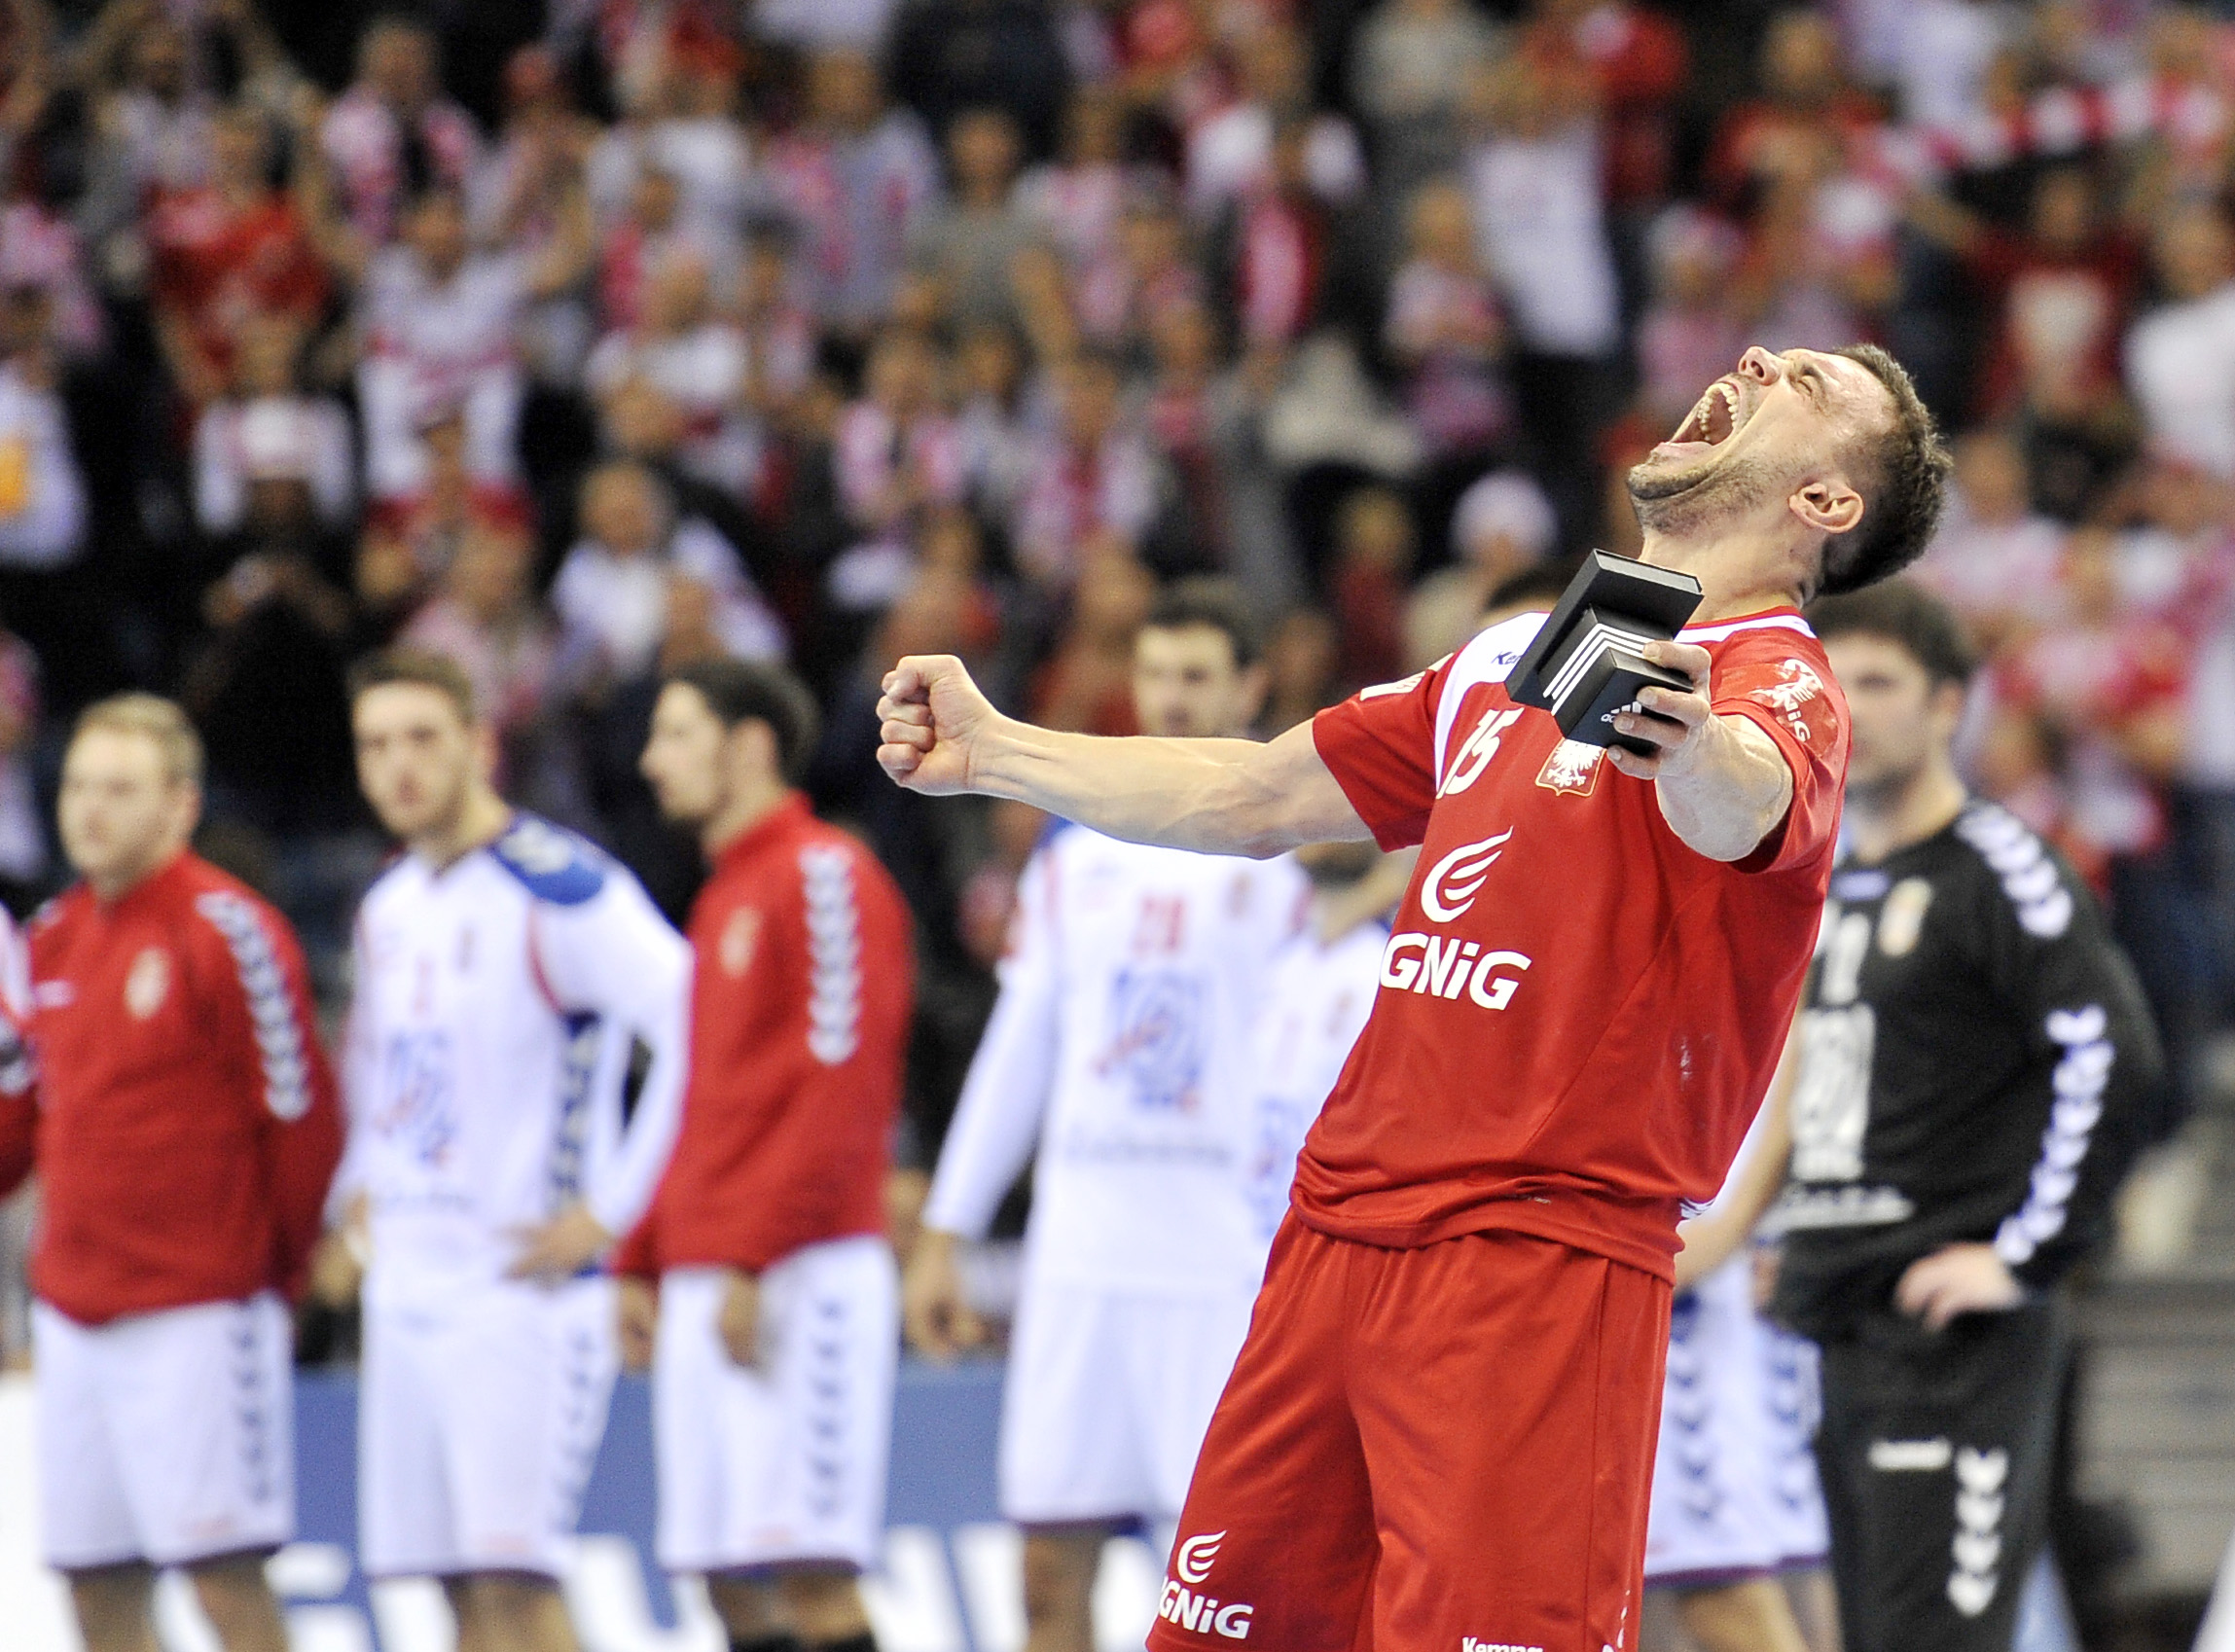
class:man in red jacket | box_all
[0,694,342,1652]
[623,658,914,1652]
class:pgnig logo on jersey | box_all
[1161,1532,1255,1640]
[1381,931,1532,1011]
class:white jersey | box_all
[343,815,691,1305]
[924,826,1308,1296]
[1242,915,1388,1243]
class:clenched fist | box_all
[878,655,1003,795]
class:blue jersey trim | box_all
[489,815,607,907]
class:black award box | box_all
[1505,552,1705,756]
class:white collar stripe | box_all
[1431,613,1548,780]
[1680,613,1815,643]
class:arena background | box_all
[2,0,2235,1645]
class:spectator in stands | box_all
[318,17,480,249]
[1705,10,1881,215]
[909,107,1037,330]
[1383,177,1509,468]
[1013,349,1165,587]
[347,180,591,501]
[78,9,215,263]
[587,245,757,502]
[182,411,361,837]
[1028,542,1154,735]
[147,107,328,408]
[954,320,1034,525]
[1348,0,1504,207]
[2127,203,2235,483]
[765,50,941,338]
[1018,87,1142,326]
[588,26,753,252]
[1404,467,1556,669]
[0,284,84,578]
[1328,485,1413,688]
[1635,205,1746,431]
[400,516,559,794]
[1913,429,2067,648]
[1463,54,1620,534]
[1189,25,1365,225]
[831,327,966,598]
[1522,0,1688,245]
[1906,164,2141,429]
[194,318,354,539]
[553,459,783,693]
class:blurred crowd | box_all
[0,0,2233,1360]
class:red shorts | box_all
[1147,1220,1671,1652]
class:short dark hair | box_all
[1482,559,1580,618]
[1806,577,1977,687]
[1142,577,1261,668]
[1820,344,1954,595]
[664,658,821,782]
[348,647,478,724]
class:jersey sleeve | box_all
[1960,819,2164,1288]
[1310,663,1450,850]
[922,841,1064,1239]
[192,889,345,1301]
[1707,630,1849,875]
[531,869,694,1239]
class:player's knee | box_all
[449,1570,564,1629]
[186,1552,280,1618]
[775,1567,870,1639]
[1675,1577,1807,1652]
[1021,1530,1100,1617]
[67,1562,156,1646]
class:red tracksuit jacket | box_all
[0,850,343,1325]
[616,795,913,1277]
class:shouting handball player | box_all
[878,344,1952,1652]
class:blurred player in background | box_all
[1687,581,2161,1652]
[0,695,342,1652]
[1239,840,1393,1247]
[342,650,691,1652]
[1644,1096,1819,1652]
[903,580,1308,1652]
[1779,583,2159,1652]
[620,658,915,1652]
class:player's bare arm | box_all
[1603,638,1795,863]
[877,654,1369,856]
[1673,1005,1802,1289]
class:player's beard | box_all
[1626,446,1784,541]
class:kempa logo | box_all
[1175,1531,1223,1586]
[1420,831,1513,922]
[1460,1639,1544,1652]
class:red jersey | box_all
[616,796,913,1277]
[146,190,329,373]
[1299,607,1848,1278]
[0,852,342,1325]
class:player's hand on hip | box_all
[878,654,1000,795]
[1895,1242,2024,1331]
[504,1203,614,1284]
[902,1229,985,1361]
[717,1267,764,1368]
[1604,639,1714,779]
[616,1275,658,1372]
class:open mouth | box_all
[1655,378,1747,458]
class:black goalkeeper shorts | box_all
[1814,1294,2070,1652]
